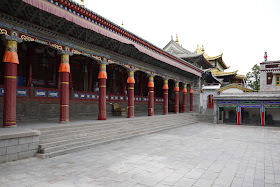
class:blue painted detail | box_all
[120,96,124,100]
[16,89,28,97]
[48,91,59,98]
[86,94,91,99]
[240,105,261,108]
[74,93,79,98]
[35,90,47,97]
[0,88,4,95]
[17,76,23,86]
[106,95,109,100]
[80,94,86,99]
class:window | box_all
[277,75,280,86]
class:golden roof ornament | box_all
[201,45,204,52]
[80,0,85,7]
[176,34,179,43]
[121,21,124,28]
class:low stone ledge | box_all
[0,130,40,164]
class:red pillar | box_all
[237,106,241,125]
[127,70,135,118]
[148,76,154,116]
[182,84,187,113]
[2,40,19,127]
[163,79,168,115]
[174,82,179,114]
[261,107,265,126]
[59,54,70,123]
[190,86,193,112]
[98,63,107,120]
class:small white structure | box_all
[260,60,280,91]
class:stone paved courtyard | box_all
[1,122,280,187]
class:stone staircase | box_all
[36,113,198,159]
[193,109,214,122]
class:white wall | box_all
[221,88,244,94]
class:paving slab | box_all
[1,122,280,187]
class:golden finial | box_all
[176,34,179,43]
[80,0,84,7]
[197,44,199,50]
[201,45,204,52]
[121,21,124,28]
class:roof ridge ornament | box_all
[176,34,179,43]
[264,51,268,61]
[81,0,85,7]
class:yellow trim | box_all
[4,121,16,123]
[99,85,106,87]
[60,105,69,107]
[60,82,69,84]
[216,84,253,93]
[4,76,17,79]
[163,93,168,94]
[276,75,280,86]
[211,68,238,77]
[128,87,134,89]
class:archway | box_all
[154,75,164,115]
[207,94,214,109]
[168,79,175,113]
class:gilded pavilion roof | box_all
[163,39,213,68]
[194,46,228,69]
[210,68,238,77]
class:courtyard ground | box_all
[1,122,280,187]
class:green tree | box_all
[245,64,260,91]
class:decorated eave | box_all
[195,47,228,69]
[216,83,253,94]
[260,60,280,73]
[210,68,238,77]
[260,60,280,65]
[17,0,203,77]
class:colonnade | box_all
[1,39,194,127]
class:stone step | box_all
[39,118,194,146]
[38,114,184,132]
[194,114,213,122]
[38,119,188,143]
[39,120,196,152]
[36,120,196,159]
[36,114,197,159]
[39,116,184,136]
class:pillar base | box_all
[59,120,69,124]
[3,125,17,128]
[98,117,107,120]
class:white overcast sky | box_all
[73,0,280,75]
